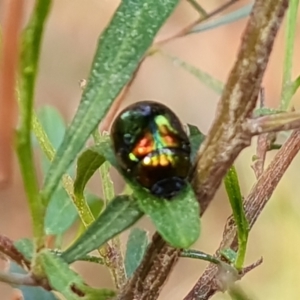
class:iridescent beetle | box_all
[110,100,191,199]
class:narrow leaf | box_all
[125,228,149,278]
[224,166,249,269]
[62,195,143,264]
[14,238,34,260]
[38,250,115,300]
[134,184,200,248]
[161,51,224,94]
[37,106,66,153]
[190,3,253,34]
[44,186,78,235]
[74,148,106,197]
[42,0,180,202]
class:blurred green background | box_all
[0,0,300,299]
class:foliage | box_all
[0,1,299,300]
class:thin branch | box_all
[117,1,288,299]
[251,133,270,178]
[186,0,208,17]
[246,111,300,134]
[0,271,36,286]
[156,0,240,46]
[184,129,300,300]
[0,235,30,270]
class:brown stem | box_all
[0,235,30,270]
[184,129,300,300]
[117,1,288,299]
[251,133,270,178]
[246,111,300,134]
[191,0,288,213]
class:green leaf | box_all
[74,148,106,198]
[62,195,143,264]
[14,238,34,261]
[224,166,249,269]
[9,262,58,300]
[220,248,238,265]
[189,3,253,34]
[37,106,78,235]
[92,137,201,248]
[44,186,78,235]
[125,228,149,278]
[134,184,200,248]
[161,51,224,94]
[38,250,115,300]
[37,106,66,152]
[42,0,180,202]
[87,194,104,218]
[187,124,206,162]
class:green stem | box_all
[180,249,220,265]
[92,130,126,289]
[16,0,52,251]
[280,0,300,110]
[51,249,104,264]
[32,112,95,226]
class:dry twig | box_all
[0,235,30,270]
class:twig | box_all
[251,133,270,178]
[184,129,300,300]
[117,1,288,299]
[0,271,36,286]
[156,0,240,46]
[0,235,30,270]
[251,89,275,178]
[186,0,208,17]
[246,111,300,134]
[0,0,23,188]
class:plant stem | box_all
[0,271,36,286]
[0,235,30,269]
[280,0,300,110]
[32,112,95,226]
[16,0,52,251]
[92,130,126,289]
[186,0,208,17]
[181,249,220,265]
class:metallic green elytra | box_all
[110,100,191,199]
